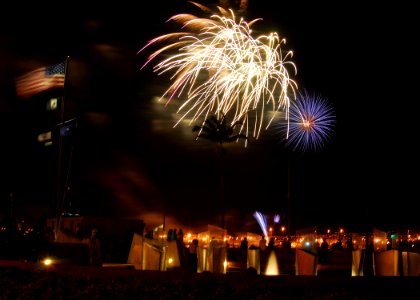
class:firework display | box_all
[277,89,335,152]
[139,2,297,141]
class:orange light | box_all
[42,258,53,266]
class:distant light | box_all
[37,131,52,143]
[60,123,75,137]
[168,258,173,264]
[43,258,53,266]
[46,98,58,111]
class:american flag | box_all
[15,61,66,99]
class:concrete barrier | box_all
[374,250,399,276]
[401,251,420,276]
[296,249,317,275]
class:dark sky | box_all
[0,1,418,234]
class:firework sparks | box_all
[138,2,297,142]
[253,211,268,237]
[277,89,335,152]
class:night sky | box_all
[0,1,417,234]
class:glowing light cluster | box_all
[277,89,335,152]
[139,2,297,140]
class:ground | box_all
[0,260,419,299]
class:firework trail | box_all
[138,2,297,142]
[253,211,268,237]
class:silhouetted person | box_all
[363,235,375,276]
[88,228,102,267]
[240,237,248,250]
[268,237,276,250]
[167,229,173,241]
[283,237,291,250]
[176,228,186,268]
[259,236,267,251]
[319,238,329,263]
[333,239,343,250]
[346,236,354,251]
[145,229,153,239]
[188,239,199,273]
[171,228,177,241]
[177,228,184,243]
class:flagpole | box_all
[54,56,70,241]
[287,154,291,237]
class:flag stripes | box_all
[15,61,66,99]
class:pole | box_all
[219,145,225,230]
[287,155,291,236]
[221,167,225,230]
[9,192,14,219]
[54,96,64,241]
[54,57,70,241]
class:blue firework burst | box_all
[279,90,335,152]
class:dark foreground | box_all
[0,261,419,300]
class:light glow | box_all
[42,258,53,266]
[265,251,279,275]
